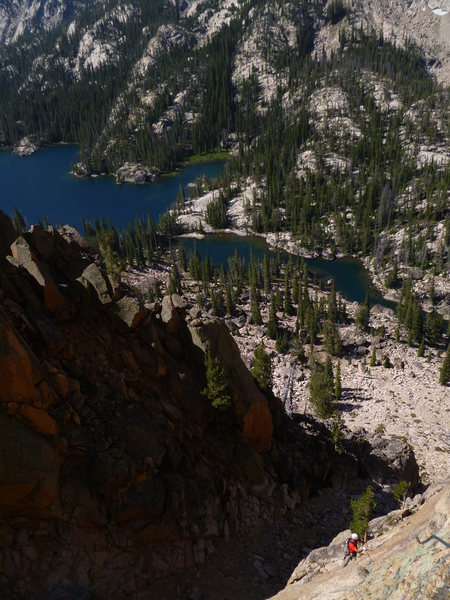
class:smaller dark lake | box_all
[178,235,396,309]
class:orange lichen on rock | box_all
[0,308,41,405]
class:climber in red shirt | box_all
[343,533,364,566]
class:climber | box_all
[343,533,364,567]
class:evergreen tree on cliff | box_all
[251,343,273,394]
[202,352,231,411]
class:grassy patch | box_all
[181,150,230,165]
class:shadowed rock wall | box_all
[0,213,333,598]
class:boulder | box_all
[161,295,184,333]
[392,357,404,369]
[353,429,420,488]
[23,225,57,260]
[405,267,424,280]
[188,316,273,452]
[19,405,58,436]
[10,236,65,313]
[171,294,187,309]
[79,263,112,305]
[58,225,89,248]
[109,296,147,329]
[371,304,395,317]
[0,411,59,514]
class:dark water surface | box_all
[178,235,395,308]
[0,145,225,230]
[0,145,393,308]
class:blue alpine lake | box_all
[0,145,225,230]
[0,144,394,308]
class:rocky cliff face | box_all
[273,480,450,600]
[0,212,337,598]
[0,0,100,44]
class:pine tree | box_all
[284,267,294,316]
[225,281,235,315]
[263,254,271,296]
[417,336,425,357]
[385,258,398,289]
[335,360,342,401]
[440,344,450,386]
[297,284,304,327]
[292,269,299,305]
[370,346,377,367]
[429,276,436,305]
[250,287,262,325]
[393,481,410,509]
[350,485,376,542]
[179,247,187,271]
[324,320,342,356]
[355,291,370,332]
[425,310,444,346]
[411,302,423,343]
[331,410,345,454]
[308,308,317,347]
[202,351,231,411]
[168,259,182,295]
[309,357,335,418]
[328,280,338,322]
[251,343,272,394]
[276,331,290,354]
[267,292,279,339]
[293,338,307,364]
[13,206,27,233]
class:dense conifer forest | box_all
[0,0,448,275]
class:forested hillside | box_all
[0,0,448,282]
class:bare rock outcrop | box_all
[273,481,450,600]
[0,211,336,598]
[135,24,197,77]
[188,313,274,452]
[12,136,38,156]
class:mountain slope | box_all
[0,211,341,598]
[0,0,448,293]
[0,0,103,44]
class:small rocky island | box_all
[116,162,160,184]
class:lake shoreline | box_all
[0,144,396,309]
[0,145,226,232]
[175,230,398,309]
